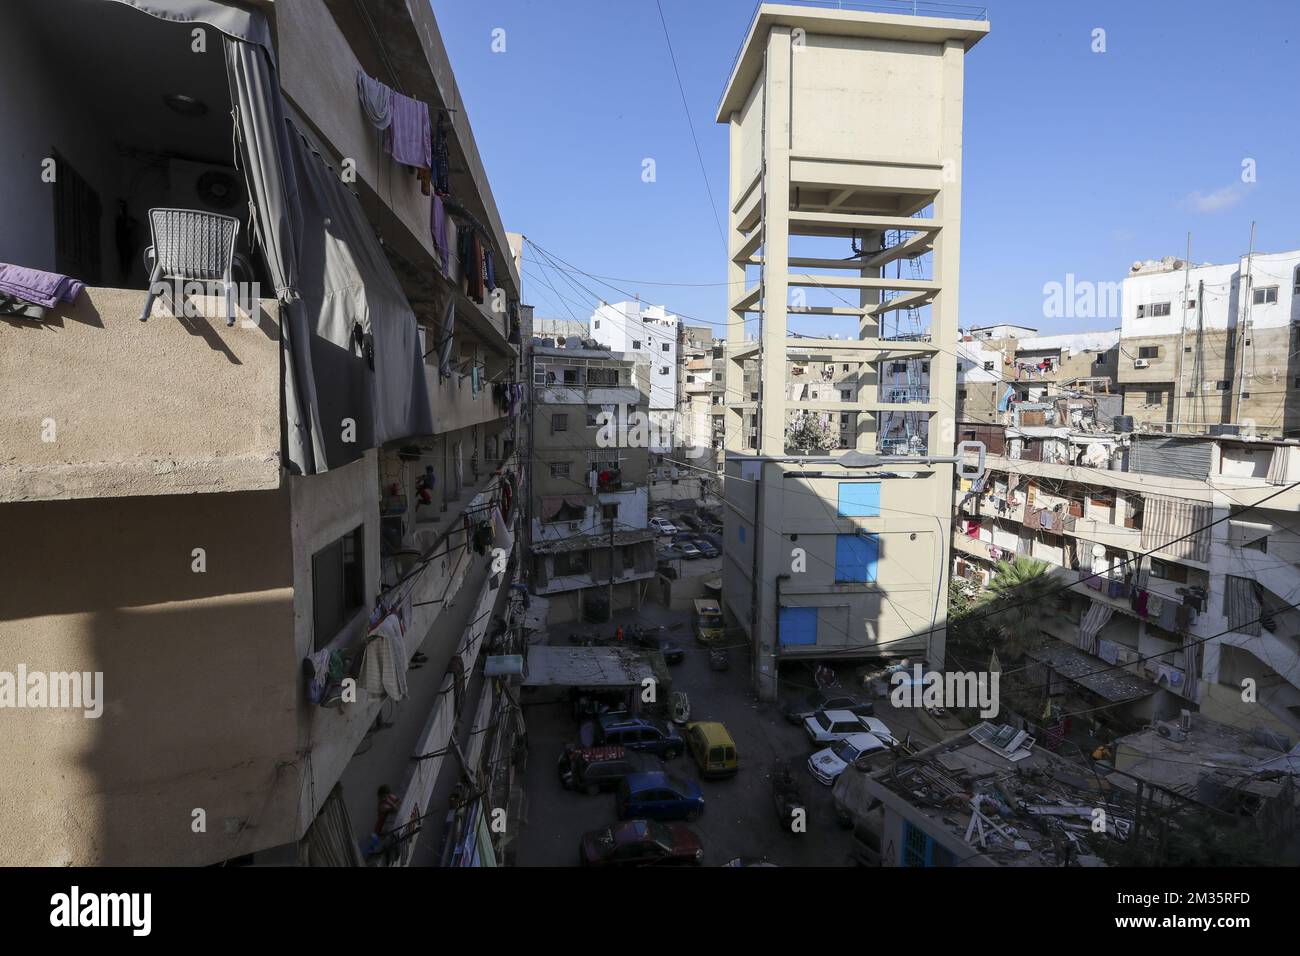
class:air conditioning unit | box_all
[1133,359,1150,369]
[169,159,245,216]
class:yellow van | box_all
[692,599,725,646]
[685,721,739,778]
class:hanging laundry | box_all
[0,263,84,309]
[356,70,393,130]
[359,614,409,701]
[433,113,451,195]
[430,192,449,273]
[438,297,455,380]
[484,248,496,293]
[384,90,432,176]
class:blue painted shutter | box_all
[778,606,817,646]
[837,482,881,517]
[835,534,878,582]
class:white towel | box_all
[360,614,409,701]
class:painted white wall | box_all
[590,301,679,411]
[1121,250,1300,337]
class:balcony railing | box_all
[881,386,930,404]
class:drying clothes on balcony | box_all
[1157,599,1179,632]
[484,248,496,293]
[355,70,392,130]
[433,114,451,196]
[0,294,48,321]
[430,193,449,274]
[438,297,456,380]
[1077,601,1113,655]
[359,614,409,702]
[1224,575,1263,636]
[384,89,432,177]
[1145,593,1163,620]
[1096,639,1119,665]
[0,263,84,309]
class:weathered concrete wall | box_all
[0,488,298,865]
[0,287,282,501]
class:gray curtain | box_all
[224,26,432,472]
[108,0,275,54]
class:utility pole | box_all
[1173,233,1191,426]
[605,512,616,624]
[1231,222,1256,426]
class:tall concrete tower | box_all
[716,3,988,700]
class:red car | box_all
[579,819,703,867]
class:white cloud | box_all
[1183,182,1250,213]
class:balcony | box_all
[0,287,281,502]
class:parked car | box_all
[691,538,719,559]
[649,517,678,536]
[803,708,879,745]
[558,745,663,794]
[684,721,739,778]
[579,819,703,867]
[782,690,874,724]
[616,772,705,821]
[857,715,898,747]
[807,733,890,785]
[697,532,723,552]
[583,713,685,758]
[678,542,703,560]
[628,627,686,665]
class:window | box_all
[632,339,641,349]
[778,606,817,647]
[1138,346,1159,359]
[562,369,579,384]
[921,363,929,373]
[1293,266,1300,295]
[556,552,587,575]
[594,319,601,329]
[1137,302,1171,317]
[835,533,879,583]
[587,367,619,386]
[1253,286,1278,306]
[901,821,955,867]
[738,525,746,543]
[602,503,619,521]
[312,526,364,651]
[983,361,995,371]
[957,389,967,400]
[890,362,908,374]
[1215,380,1230,391]
[53,151,102,285]
[659,366,669,375]
[837,482,880,517]
[842,364,850,372]
[1186,298,1196,310]
[840,413,850,423]
[841,390,852,402]
[956,362,965,372]
[1144,390,1162,405]
[662,343,670,352]
[549,461,571,478]
[586,405,602,426]
[1150,559,1188,583]
[551,413,568,432]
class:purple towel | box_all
[0,263,84,308]
[384,91,431,170]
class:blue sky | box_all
[430,0,1300,337]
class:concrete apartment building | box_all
[590,299,681,454]
[527,344,657,623]
[955,419,1300,741]
[1117,251,1300,436]
[0,0,525,866]
[716,3,988,700]
[956,328,1120,423]
[662,323,719,500]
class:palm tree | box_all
[973,556,1053,659]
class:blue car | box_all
[616,772,705,822]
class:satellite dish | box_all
[1091,544,1106,557]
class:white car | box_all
[808,733,889,785]
[649,517,678,536]
[804,708,880,745]
[857,715,898,747]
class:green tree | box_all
[974,556,1053,659]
